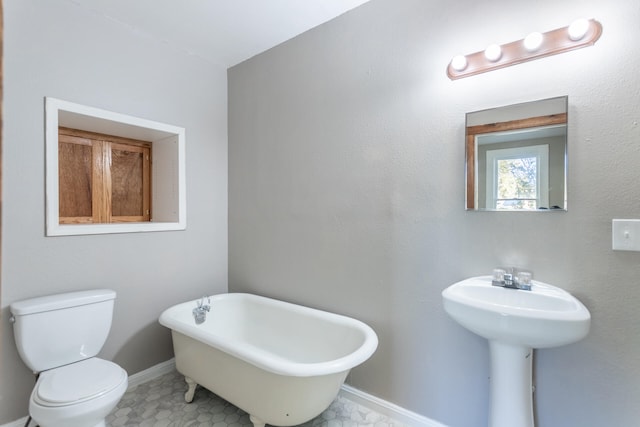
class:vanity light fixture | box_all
[447,18,602,80]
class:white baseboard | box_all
[339,384,448,427]
[126,358,176,389]
[2,359,447,427]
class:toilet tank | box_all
[10,289,117,373]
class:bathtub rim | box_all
[159,292,378,377]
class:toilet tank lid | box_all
[10,289,116,316]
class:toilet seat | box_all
[34,358,127,407]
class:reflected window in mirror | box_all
[486,143,548,210]
[466,96,568,211]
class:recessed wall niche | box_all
[45,98,186,236]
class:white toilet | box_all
[10,289,128,427]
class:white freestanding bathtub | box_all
[159,293,378,427]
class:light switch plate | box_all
[612,219,640,251]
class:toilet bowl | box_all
[30,358,128,427]
[10,289,129,427]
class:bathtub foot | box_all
[249,415,266,427]
[184,376,198,403]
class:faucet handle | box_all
[516,271,533,290]
[492,268,506,286]
[197,296,208,308]
[200,295,211,311]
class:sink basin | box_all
[442,275,590,348]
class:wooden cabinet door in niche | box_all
[58,127,151,224]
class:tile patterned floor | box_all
[107,370,405,427]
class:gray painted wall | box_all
[229,0,640,426]
[1,0,228,423]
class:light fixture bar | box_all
[447,19,602,80]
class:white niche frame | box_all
[45,97,187,236]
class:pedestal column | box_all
[489,340,535,427]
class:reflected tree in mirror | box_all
[465,96,567,211]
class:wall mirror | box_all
[465,96,567,211]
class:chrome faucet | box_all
[491,268,533,291]
[192,296,211,324]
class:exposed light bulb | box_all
[568,18,589,41]
[484,44,502,62]
[523,32,543,51]
[450,55,468,71]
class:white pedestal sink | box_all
[442,276,590,427]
